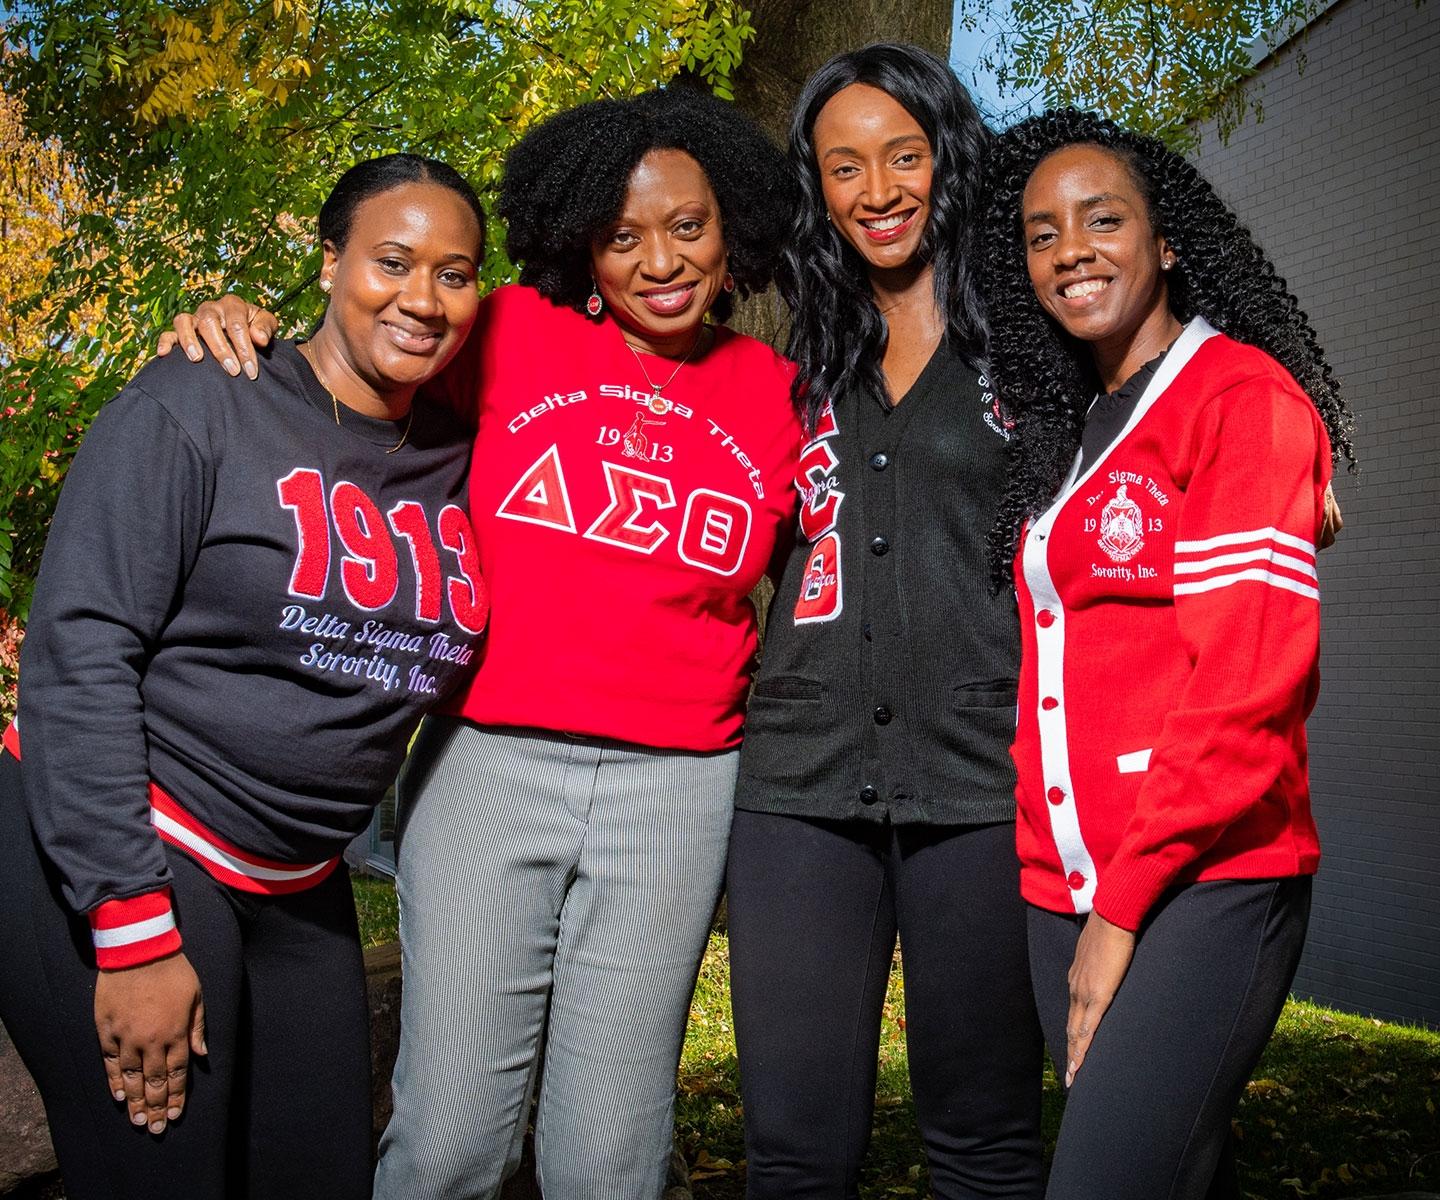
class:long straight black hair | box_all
[781,44,992,430]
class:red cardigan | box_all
[1013,319,1331,931]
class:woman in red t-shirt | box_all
[161,87,800,1200]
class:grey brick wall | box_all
[1190,0,1439,1025]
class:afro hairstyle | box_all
[499,85,794,324]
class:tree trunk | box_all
[733,0,954,140]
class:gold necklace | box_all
[301,342,414,454]
[330,391,414,455]
[624,326,709,400]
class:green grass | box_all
[349,874,1440,1198]
[352,871,400,948]
[675,937,1440,1200]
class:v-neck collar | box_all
[1040,316,1218,521]
[880,337,949,412]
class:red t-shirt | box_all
[432,284,800,750]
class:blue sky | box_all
[949,1,1046,127]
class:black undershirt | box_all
[1077,350,1169,475]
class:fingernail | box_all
[132,1112,147,1126]
[149,1119,166,1134]
[114,1089,126,1101]
[168,1107,182,1120]
[243,361,257,380]
[186,346,201,362]
[223,357,239,376]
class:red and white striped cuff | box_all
[148,788,341,895]
[89,887,182,970]
[5,718,340,904]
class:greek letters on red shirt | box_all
[431,285,800,751]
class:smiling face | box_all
[590,149,728,358]
[811,83,933,282]
[1021,143,1181,386]
[319,180,482,398]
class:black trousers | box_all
[727,809,1045,1199]
[0,751,373,1200]
[1028,877,1311,1200]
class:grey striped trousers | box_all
[374,719,736,1200]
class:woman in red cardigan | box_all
[980,109,1355,1200]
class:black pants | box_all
[0,752,373,1200]
[727,810,1045,1199]
[1028,877,1311,1200]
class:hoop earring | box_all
[586,282,604,316]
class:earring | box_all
[586,281,604,316]
[1161,257,1175,271]
[723,272,736,294]
[319,278,332,293]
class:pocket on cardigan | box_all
[737,684,844,791]
[753,674,823,702]
[1116,747,1153,774]
[950,682,1018,710]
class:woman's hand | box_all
[1065,912,1136,1088]
[156,296,279,380]
[1319,483,1343,549]
[94,952,207,1134]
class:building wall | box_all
[1190,0,1439,1025]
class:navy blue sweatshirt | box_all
[16,341,484,965]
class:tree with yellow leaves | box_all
[0,0,754,633]
[0,80,111,717]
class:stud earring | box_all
[1161,257,1175,271]
[723,272,736,294]
[586,282,604,317]
[319,278,332,293]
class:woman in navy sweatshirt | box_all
[0,154,487,1200]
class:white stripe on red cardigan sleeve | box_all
[89,887,182,969]
[1092,370,1331,931]
[1173,526,1319,601]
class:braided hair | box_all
[981,108,1355,584]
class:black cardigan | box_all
[735,340,1020,826]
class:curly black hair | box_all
[499,86,794,324]
[981,108,1356,584]
[780,44,992,429]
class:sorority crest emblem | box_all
[1098,483,1145,562]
